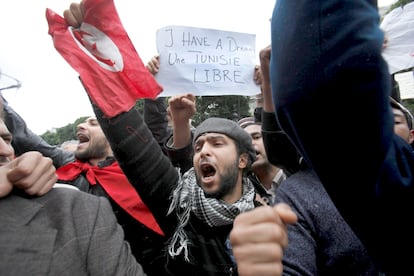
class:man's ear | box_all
[408,130,414,145]
[238,153,249,169]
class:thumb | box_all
[0,166,13,197]
[274,203,298,225]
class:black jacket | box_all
[93,104,263,275]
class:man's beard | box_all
[197,159,239,199]
[75,138,109,161]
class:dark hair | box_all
[390,98,413,130]
[253,107,262,123]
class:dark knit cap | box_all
[193,117,256,163]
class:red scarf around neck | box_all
[56,160,164,236]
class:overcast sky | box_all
[0,0,397,134]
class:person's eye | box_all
[2,136,12,144]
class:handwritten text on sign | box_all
[155,25,259,97]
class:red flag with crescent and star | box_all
[45,0,163,117]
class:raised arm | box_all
[162,93,196,173]
[257,46,301,176]
[168,93,196,149]
[57,1,179,235]
[270,0,412,273]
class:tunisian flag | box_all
[46,0,163,117]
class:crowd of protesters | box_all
[1,0,413,275]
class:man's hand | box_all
[230,203,297,276]
[0,152,57,197]
[259,45,271,85]
[168,93,196,149]
[168,93,196,128]
[63,1,85,27]
[146,55,160,75]
[254,65,262,86]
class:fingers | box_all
[169,94,196,109]
[7,152,57,196]
[234,243,284,264]
[231,217,289,248]
[233,205,282,227]
[231,206,289,246]
[146,63,157,75]
[274,202,298,224]
[146,55,160,75]
[254,65,262,85]
[71,2,85,25]
[230,205,289,276]
[24,161,57,196]
[63,2,85,28]
[0,166,13,198]
[179,94,196,107]
[0,183,13,198]
[259,45,272,61]
[63,9,79,27]
[382,36,388,50]
[234,246,284,276]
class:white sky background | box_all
[0,0,398,134]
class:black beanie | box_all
[193,117,256,163]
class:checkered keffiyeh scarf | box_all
[167,167,256,262]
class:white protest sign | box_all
[395,70,414,99]
[155,25,259,97]
[381,2,414,74]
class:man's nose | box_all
[199,143,212,157]
[0,139,13,158]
